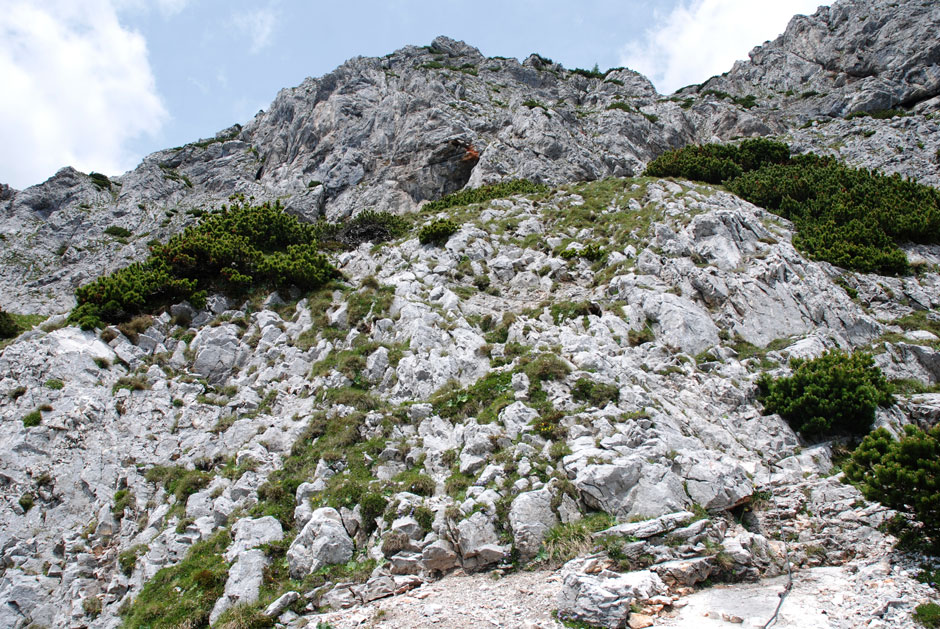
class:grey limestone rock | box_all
[225,516,284,562]
[287,508,354,579]
[210,549,269,624]
[508,488,558,562]
[557,569,666,629]
[455,511,508,571]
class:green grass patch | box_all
[22,410,42,427]
[423,179,548,213]
[144,465,212,506]
[0,310,45,347]
[432,371,515,424]
[540,513,616,565]
[572,377,620,406]
[120,531,230,628]
[915,603,940,628]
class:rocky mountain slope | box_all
[1,1,940,628]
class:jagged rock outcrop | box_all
[693,0,940,119]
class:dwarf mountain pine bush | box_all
[757,350,893,439]
[68,199,338,328]
[845,424,940,549]
[0,308,17,339]
[645,140,940,274]
[418,218,459,245]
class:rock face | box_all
[696,0,940,119]
[287,508,354,578]
[1,1,940,628]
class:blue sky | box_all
[0,0,822,190]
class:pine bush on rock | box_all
[418,218,459,245]
[645,140,940,274]
[757,351,893,439]
[844,424,940,549]
[0,308,18,339]
[68,198,338,328]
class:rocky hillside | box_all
[1,1,940,628]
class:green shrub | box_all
[418,218,459,245]
[572,378,620,406]
[845,424,940,549]
[846,108,910,120]
[561,243,605,261]
[45,379,64,390]
[915,602,940,627]
[89,172,112,190]
[104,226,133,238]
[522,99,547,110]
[19,493,34,512]
[0,308,17,339]
[68,199,338,328]
[315,210,409,250]
[423,179,548,212]
[571,66,605,80]
[645,140,940,274]
[144,465,211,504]
[758,351,892,438]
[645,138,790,184]
[22,410,42,427]
[606,102,633,113]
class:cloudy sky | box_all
[0,0,822,190]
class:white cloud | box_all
[114,0,190,17]
[0,0,167,189]
[621,0,822,94]
[231,7,278,55]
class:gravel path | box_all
[305,569,565,628]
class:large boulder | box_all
[557,570,666,629]
[575,461,688,519]
[209,549,269,624]
[455,511,508,571]
[287,508,354,579]
[508,488,558,561]
[641,293,719,355]
[225,516,284,562]
[191,323,244,384]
